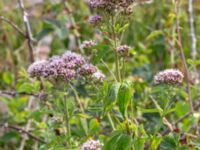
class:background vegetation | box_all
[0,0,200,149]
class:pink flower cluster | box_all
[88,0,135,12]
[27,51,105,83]
[154,69,184,84]
[81,139,102,150]
[88,14,102,24]
[117,45,131,57]
[80,40,97,49]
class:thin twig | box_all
[0,16,26,37]
[0,90,39,97]
[17,1,37,149]
[101,59,117,82]
[174,99,200,126]
[18,0,34,63]
[0,123,46,144]
[111,15,121,82]
[68,83,85,113]
[175,0,194,113]
[162,99,200,135]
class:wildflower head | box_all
[92,71,105,83]
[27,51,105,84]
[58,69,76,81]
[80,40,97,49]
[81,139,102,150]
[117,45,131,57]
[154,69,184,85]
[27,60,48,78]
[78,64,97,76]
[88,14,102,24]
[88,0,135,13]
[62,51,86,67]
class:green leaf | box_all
[151,137,162,149]
[103,132,132,150]
[118,23,130,33]
[137,107,160,113]
[76,113,91,119]
[89,119,101,135]
[2,72,13,84]
[17,83,35,93]
[92,44,110,64]
[160,136,177,150]
[175,102,190,117]
[117,81,133,118]
[103,82,120,114]
[36,28,54,41]
[133,138,145,150]
[146,30,163,41]
[79,118,88,136]
[45,19,62,28]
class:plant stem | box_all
[107,113,116,130]
[101,59,117,82]
[175,0,194,113]
[111,15,121,82]
[68,83,84,113]
[63,93,71,136]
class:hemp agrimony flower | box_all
[80,40,97,49]
[27,51,105,83]
[88,14,102,24]
[117,45,131,57]
[62,51,86,67]
[88,0,135,13]
[154,69,184,84]
[78,64,97,76]
[92,71,105,83]
[27,60,48,78]
[81,139,102,150]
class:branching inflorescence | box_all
[28,51,105,83]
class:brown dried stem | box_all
[0,123,46,144]
[175,0,194,113]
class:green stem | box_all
[107,113,116,130]
[68,83,84,113]
[122,58,126,81]
[111,15,121,82]
[63,93,71,136]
